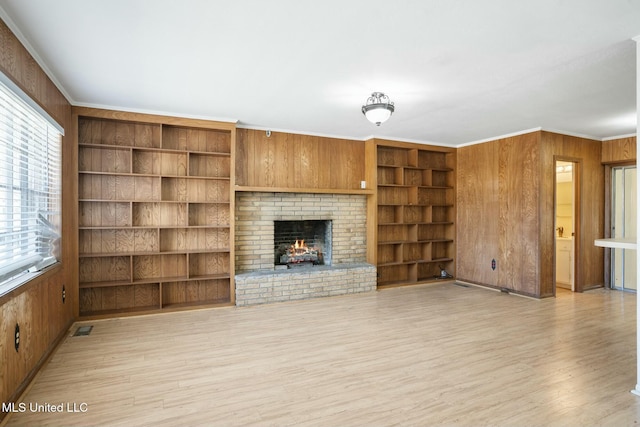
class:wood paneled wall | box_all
[456,140,500,286]
[457,133,541,296]
[0,18,75,418]
[539,131,604,296]
[498,133,540,295]
[236,129,366,191]
[601,136,636,164]
[457,131,604,298]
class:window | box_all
[0,74,62,294]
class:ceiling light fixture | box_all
[362,92,395,126]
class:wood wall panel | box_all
[498,133,540,295]
[0,272,72,418]
[0,18,74,419]
[0,23,68,126]
[601,136,636,164]
[456,141,500,287]
[365,140,378,264]
[236,129,365,190]
[539,133,561,297]
[521,135,541,293]
[458,130,604,298]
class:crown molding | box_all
[540,128,602,141]
[362,135,451,147]
[236,124,367,142]
[456,128,542,148]
[72,102,238,125]
[602,133,637,141]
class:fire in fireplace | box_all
[279,239,320,265]
[274,220,332,268]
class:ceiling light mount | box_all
[362,92,395,126]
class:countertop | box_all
[594,238,637,250]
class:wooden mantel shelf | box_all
[594,238,637,250]
[235,186,375,195]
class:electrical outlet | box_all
[14,323,20,352]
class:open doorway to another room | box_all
[555,160,576,292]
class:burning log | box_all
[279,239,321,266]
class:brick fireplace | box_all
[234,192,376,306]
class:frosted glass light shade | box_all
[364,106,393,125]
[361,92,395,126]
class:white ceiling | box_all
[0,0,639,147]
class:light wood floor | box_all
[3,282,640,426]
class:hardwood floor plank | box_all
[3,283,640,426]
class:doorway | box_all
[555,160,576,292]
[611,165,637,291]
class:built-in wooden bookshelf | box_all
[77,110,235,317]
[371,140,456,287]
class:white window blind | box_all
[0,77,62,291]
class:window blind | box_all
[0,77,62,290]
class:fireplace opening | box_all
[274,220,332,268]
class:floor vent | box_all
[73,326,93,336]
